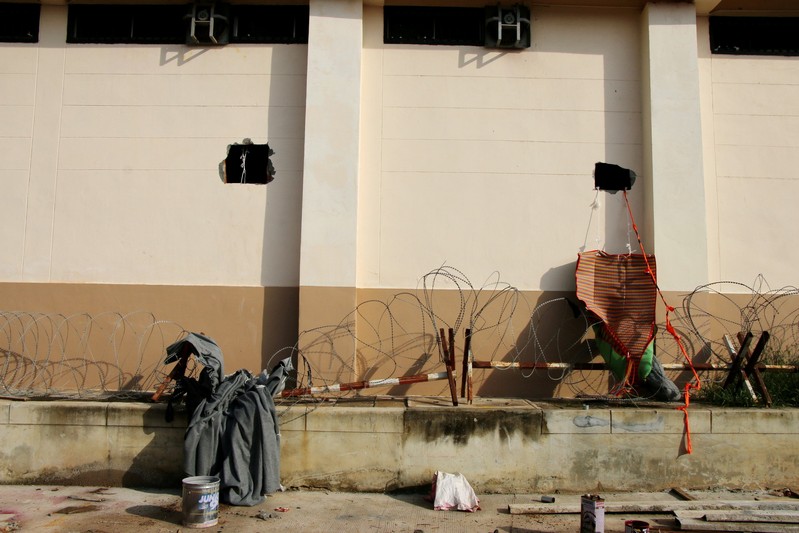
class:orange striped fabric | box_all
[575,251,657,360]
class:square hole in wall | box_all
[223,142,275,184]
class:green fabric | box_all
[593,336,654,382]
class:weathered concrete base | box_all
[1,398,797,492]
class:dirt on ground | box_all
[0,484,794,532]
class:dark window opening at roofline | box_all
[0,3,40,43]
[709,16,799,56]
[384,6,485,46]
[66,3,309,45]
[383,5,531,49]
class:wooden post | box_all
[440,328,458,406]
[723,332,753,391]
[739,331,773,407]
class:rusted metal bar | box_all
[280,371,451,397]
[470,359,798,372]
[473,361,605,370]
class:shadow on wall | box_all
[121,407,186,488]
[474,261,609,399]
[260,287,300,372]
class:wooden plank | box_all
[745,331,773,407]
[675,512,799,532]
[441,328,458,406]
[724,332,753,390]
[674,510,799,533]
[752,366,774,407]
[744,332,770,376]
[508,500,799,515]
[461,328,470,399]
[670,487,696,501]
[677,510,799,524]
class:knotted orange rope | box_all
[622,191,701,453]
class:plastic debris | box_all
[428,471,480,512]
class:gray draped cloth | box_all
[170,333,282,506]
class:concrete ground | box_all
[2,484,790,532]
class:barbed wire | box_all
[0,311,186,400]
[2,270,797,408]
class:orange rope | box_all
[622,191,701,454]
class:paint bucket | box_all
[580,494,605,533]
[182,475,220,528]
[624,519,650,533]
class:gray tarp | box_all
[165,332,225,391]
[172,334,281,506]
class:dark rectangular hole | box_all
[384,6,483,46]
[232,5,309,44]
[67,3,308,45]
[710,16,799,56]
[0,3,40,43]
[225,143,274,184]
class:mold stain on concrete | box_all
[612,415,664,433]
[404,409,542,447]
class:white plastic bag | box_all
[429,471,480,512]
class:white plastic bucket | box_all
[182,475,220,528]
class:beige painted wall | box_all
[698,17,799,289]
[7,4,795,296]
[359,5,645,291]
[0,41,37,281]
[1,5,306,287]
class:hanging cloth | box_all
[575,188,701,453]
[576,251,657,385]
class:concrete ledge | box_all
[612,408,711,434]
[305,406,404,433]
[712,409,799,433]
[0,399,797,492]
[9,401,108,426]
[107,402,187,428]
[544,409,610,434]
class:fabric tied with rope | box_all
[575,187,701,453]
[576,251,657,388]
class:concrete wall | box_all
[2,399,798,492]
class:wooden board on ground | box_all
[508,500,799,515]
[675,511,799,532]
[677,510,799,524]
[671,487,697,501]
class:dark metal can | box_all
[624,519,650,533]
